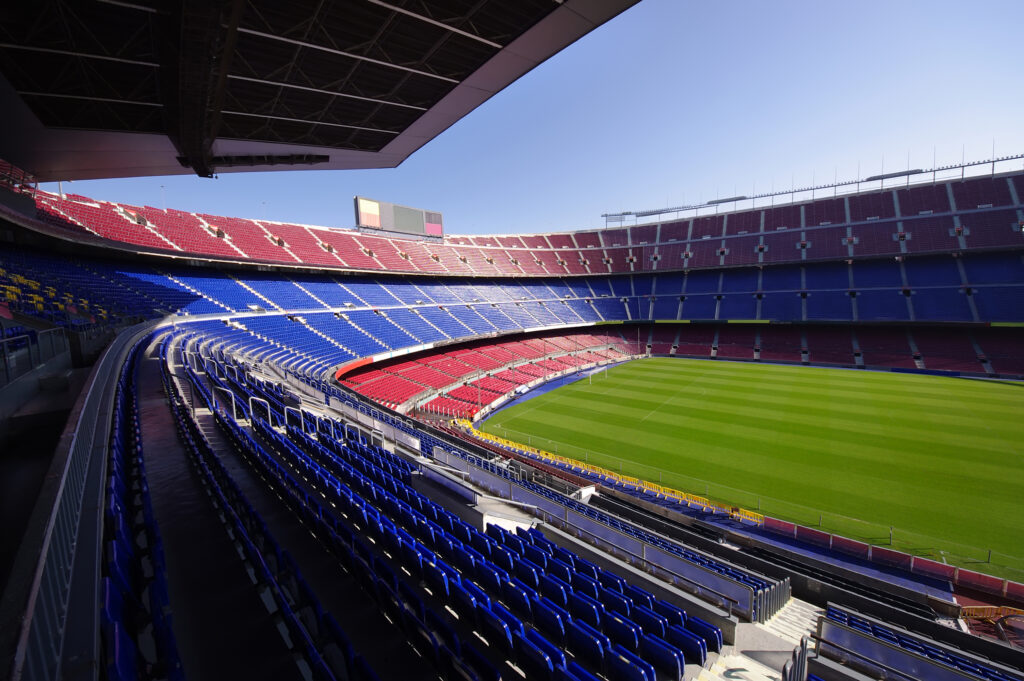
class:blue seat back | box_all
[478,603,512,653]
[632,604,668,639]
[599,585,632,618]
[491,601,524,637]
[566,619,609,672]
[666,624,706,665]
[535,597,568,643]
[640,633,683,681]
[651,599,686,628]
[540,573,570,608]
[685,616,722,653]
[526,628,567,670]
[623,584,653,610]
[607,644,655,681]
[570,572,600,600]
[546,557,573,583]
[514,631,555,681]
[605,612,641,651]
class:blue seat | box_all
[424,562,450,598]
[546,557,573,583]
[491,545,516,573]
[605,612,642,651]
[569,591,604,628]
[563,661,603,681]
[524,543,550,568]
[463,642,504,681]
[599,586,632,618]
[515,631,555,681]
[426,608,461,656]
[607,644,655,681]
[535,597,568,642]
[640,633,684,681]
[478,603,513,654]
[651,599,686,628]
[485,523,506,543]
[491,601,525,638]
[623,584,654,610]
[632,605,669,639]
[666,624,706,665]
[574,557,600,581]
[684,616,722,653]
[566,619,610,672]
[462,579,491,610]
[475,563,505,595]
[504,532,526,556]
[598,569,626,589]
[514,559,540,590]
[471,532,493,558]
[527,628,567,670]
[106,621,138,681]
[570,572,600,600]
[503,579,534,620]
[552,546,577,569]
[450,582,478,623]
[540,573,571,609]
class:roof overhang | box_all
[0,0,638,182]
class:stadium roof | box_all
[0,0,637,182]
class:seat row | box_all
[824,605,1023,681]
[192,347,723,680]
[102,341,183,681]
[166,346,377,681]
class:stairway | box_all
[162,272,233,312]
[696,654,783,681]
[756,598,823,646]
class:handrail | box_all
[8,320,160,681]
[0,328,68,387]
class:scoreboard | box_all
[354,196,443,236]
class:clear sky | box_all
[42,0,1024,235]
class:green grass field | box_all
[480,358,1024,577]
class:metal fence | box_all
[0,328,68,387]
[9,322,156,681]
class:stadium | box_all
[0,2,1022,681]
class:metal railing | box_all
[9,321,158,681]
[0,329,68,387]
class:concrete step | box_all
[756,598,823,647]
[697,653,783,681]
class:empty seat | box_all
[607,644,656,681]
[684,616,722,653]
[515,631,556,681]
[640,633,684,681]
[605,612,642,651]
[567,618,611,673]
[666,624,706,665]
[569,591,604,629]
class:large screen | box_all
[355,196,443,236]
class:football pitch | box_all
[480,357,1024,576]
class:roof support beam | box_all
[235,27,459,84]
[161,0,244,177]
[226,74,427,111]
[222,110,399,135]
[0,43,159,68]
[17,91,162,107]
[362,0,502,49]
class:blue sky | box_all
[44,0,1024,235]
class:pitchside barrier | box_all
[464,421,1024,607]
[764,518,1024,603]
[462,421,766,526]
[449,449,753,626]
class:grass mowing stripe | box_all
[481,357,1024,575]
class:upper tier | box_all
[8,171,1024,276]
